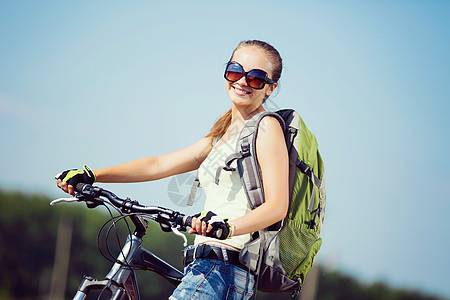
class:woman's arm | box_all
[191,116,289,236]
[232,116,289,235]
[58,137,213,195]
[95,137,213,182]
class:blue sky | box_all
[1,1,449,298]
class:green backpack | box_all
[190,109,326,296]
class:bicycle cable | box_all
[98,201,134,267]
[95,200,135,300]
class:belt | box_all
[183,244,248,272]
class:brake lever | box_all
[50,195,104,209]
[50,197,79,206]
[171,227,188,247]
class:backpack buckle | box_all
[241,142,250,156]
[288,126,298,135]
[297,159,311,175]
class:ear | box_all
[265,82,278,98]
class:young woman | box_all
[56,40,289,299]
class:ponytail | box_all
[205,109,232,141]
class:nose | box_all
[236,74,249,87]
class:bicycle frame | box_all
[51,185,192,300]
[73,214,184,300]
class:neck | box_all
[230,105,265,125]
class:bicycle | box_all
[51,183,224,300]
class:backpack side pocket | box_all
[279,220,322,284]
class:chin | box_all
[230,95,251,106]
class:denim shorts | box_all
[169,254,255,300]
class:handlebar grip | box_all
[75,183,87,193]
[183,215,193,227]
[207,227,223,239]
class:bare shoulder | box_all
[257,115,284,141]
[255,115,287,164]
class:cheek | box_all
[225,81,233,93]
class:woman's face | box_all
[225,46,278,111]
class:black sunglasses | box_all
[224,61,274,90]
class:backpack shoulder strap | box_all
[220,111,285,209]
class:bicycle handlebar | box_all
[73,184,225,239]
[75,183,193,228]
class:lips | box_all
[232,86,251,95]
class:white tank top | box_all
[194,134,252,249]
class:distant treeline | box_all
[0,189,445,300]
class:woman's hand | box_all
[55,165,96,196]
[188,216,212,236]
[188,211,233,240]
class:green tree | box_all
[0,189,446,300]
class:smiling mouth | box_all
[233,86,251,95]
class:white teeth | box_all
[234,87,250,94]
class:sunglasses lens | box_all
[225,63,244,82]
[246,70,266,89]
[226,71,243,82]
